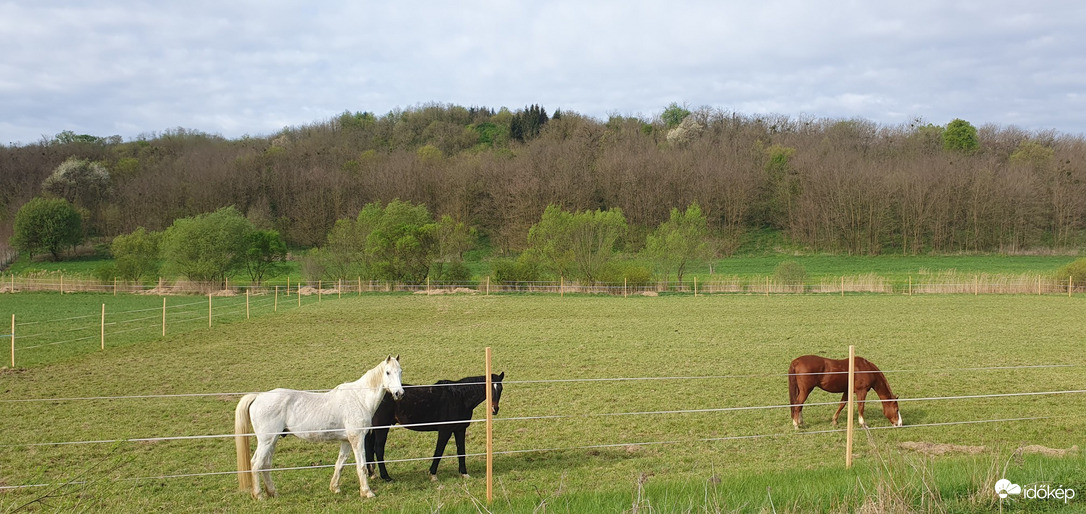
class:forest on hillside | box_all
[2,103,1085,256]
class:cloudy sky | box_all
[2,1,1084,145]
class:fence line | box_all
[4,273,1084,297]
[1,363,1080,404]
[5,388,1084,449]
[0,412,1077,492]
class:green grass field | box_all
[1,294,1084,512]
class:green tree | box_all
[943,118,979,153]
[661,102,691,128]
[160,206,254,285]
[111,227,161,281]
[360,200,439,283]
[528,205,628,283]
[432,215,477,281]
[244,229,288,285]
[644,203,711,283]
[11,197,84,261]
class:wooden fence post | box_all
[485,346,493,504]
[113,277,117,296]
[274,286,279,312]
[246,290,250,319]
[846,345,855,469]
[318,280,322,302]
[841,276,844,297]
[338,279,342,299]
[624,277,627,298]
[486,276,490,296]
[694,277,698,297]
[162,297,166,337]
[208,294,212,328]
[560,277,564,298]
[9,314,14,367]
[100,304,105,351]
[1070,276,1074,298]
[298,284,301,307]
[60,274,64,295]
[286,277,290,297]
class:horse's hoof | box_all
[429,474,438,482]
[331,486,341,494]
[461,473,470,479]
[381,476,394,483]
[361,489,375,499]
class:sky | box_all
[2,1,1085,146]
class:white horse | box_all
[234,355,405,499]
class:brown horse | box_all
[788,354,902,429]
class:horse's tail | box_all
[787,361,799,409]
[235,393,258,492]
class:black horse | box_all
[365,373,504,482]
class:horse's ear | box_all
[386,354,392,362]
[395,354,400,362]
[498,372,505,380]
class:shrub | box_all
[597,261,653,287]
[491,254,542,284]
[774,260,807,287]
[1056,258,1086,285]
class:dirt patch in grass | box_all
[1016,444,1080,457]
[414,288,478,295]
[899,441,988,455]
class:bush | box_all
[774,260,807,287]
[597,261,653,287]
[432,261,472,284]
[491,254,542,284]
[94,263,118,283]
[1056,258,1086,285]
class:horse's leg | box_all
[453,429,469,478]
[429,430,454,481]
[348,431,375,498]
[372,428,393,482]
[251,435,278,499]
[364,431,375,478]
[329,441,351,494]
[792,386,811,429]
[856,388,870,428]
[832,392,847,426]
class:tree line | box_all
[2,103,1085,260]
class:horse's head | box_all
[382,355,404,400]
[490,372,505,415]
[883,394,903,427]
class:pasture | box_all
[1,293,1084,512]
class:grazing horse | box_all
[365,373,504,482]
[234,355,405,499]
[788,354,902,429]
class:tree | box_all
[160,206,254,285]
[644,203,711,283]
[432,215,477,281]
[528,205,628,283]
[244,229,288,285]
[359,200,439,283]
[42,157,111,213]
[661,102,691,128]
[111,227,161,281]
[11,197,83,261]
[944,118,979,153]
